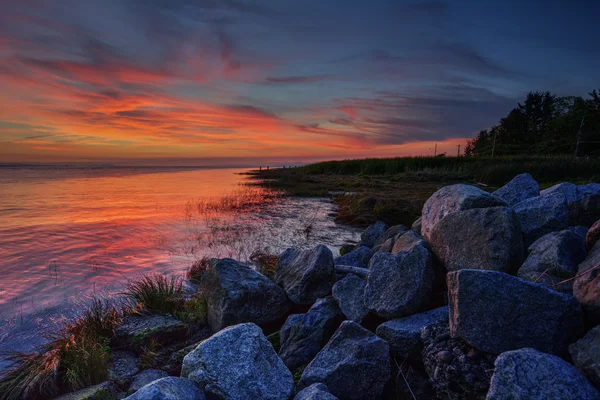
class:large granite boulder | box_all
[570,194,600,227]
[518,229,587,293]
[332,274,368,323]
[486,348,600,400]
[334,246,373,269]
[276,245,335,305]
[294,383,338,400]
[570,324,600,388]
[298,321,390,400]
[54,382,117,400]
[365,244,434,319]
[448,269,584,354]
[588,220,600,249]
[541,182,581,204]
[360,221,388,247]
[421,321,496,400]
[430,206,524,273]
[124,377,205,400]
[200,258,290,331]
[574,241,600,325]
[513,192,569,247]
[376,306,448,360]
[579,183,600,197]
[279,297,344,371]
[128,369,168,394]
[391,230,429,254]
[421,184,506,240]
[108,350,139,387]
[181,323,294,400]
[114,314,187,351]
[493,173,539,206]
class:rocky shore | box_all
[55,174,600,399]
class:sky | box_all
[0,0,599,165]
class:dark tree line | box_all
[465,90,600,157]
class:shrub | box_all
[0,299,121,400]
[125,274,184,314]
[175,297,207,324]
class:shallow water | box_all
[0,166,360,360]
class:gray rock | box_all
[108,350,139,387]
[124,377,205,400]
[541,182,581,204]
[373,224,408,251]
[114,314,187,351]
[486,348,600,400]
[332,274,368,323]
[513,192,569,247]
[200,258,290,331]
[579,183,600,197]
[334,264,369,279]
[334,246,373,269]
[411,216,422,234]
[360,221,389,247]
[128,369,168,394]
[430,207,524,273]
[54,382,117,400]
[391,230,429,254]
[421,322,496,400]
[574,241,600,325]
[588,220,600,249]
[421,184,506,240]
[493,173,539,206]
[518,230,587,293]
[276,245,335,305]
[294,383,338,400]
[279,297,344,371]
[570,324,600,388]
[181,323,294,400]
[448,269,584,355]
[365,244,434,319]
[376,306,448,360]
[573,225,591,240]
[298,321,390,400]
[570,194,600,227]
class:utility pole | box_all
[491,130,497,159]
[434,143,437,157]
[575,116,585,157]
[457,144,461,157]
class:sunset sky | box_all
[1,0,599,165]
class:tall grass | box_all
[125,274,184,314]
[0,299,121,400]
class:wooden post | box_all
[575,116,585,157]
[457,144,461,157]
[491,130,497,159]
[434,143,437,157]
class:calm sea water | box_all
[0,165,360,360]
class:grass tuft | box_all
[186,257,211,282]
[250,250,278,280]
[125,274,184,314]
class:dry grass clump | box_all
[186,257,211,282]
[125,274,184,315]
[250,250,278,280]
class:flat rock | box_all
[570,324,600,389]
[181,323,294,400]
[201,258,290,331]
[574,241,600,325]
[114,314,187,351]
[124,377,205,400]
[391,230,429,254]
[108,350,139,387]
[294,383,338,400]
[365,244,434,319]
[518,229,587,293]
[334,246,373,269]
[298,321,390,400]
[128,369,168,394]
[276,245,335,305]
[54,382,117,400]
[430,206,524,273]
[421,184,506,241]
[279,297,344,371]
[570,194,600,227]
[493,173,539,206]
[589,220,600,249]
[360,221,388,247]
[448,269,584,354]
[421,321,496,400]
[332,274,368,323]
[486,348,600,400]
[513,192,569,247]
[376,306,448,360]
[373,224,408,251]
[541,182,581,204]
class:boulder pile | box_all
[61,174,600,399]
